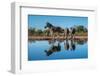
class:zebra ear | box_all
[46,22,50,25]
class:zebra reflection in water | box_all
[64,40,76,51]
[44,39,76,56]
[45,40,61,56]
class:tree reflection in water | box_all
[44,39,87,56]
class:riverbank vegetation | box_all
[28,22,88,40]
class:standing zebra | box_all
[45,22,64,40]
[64,28,70,39]
[70,27,76,39]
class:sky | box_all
[28,15,88,30]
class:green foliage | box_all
[36,29,43,35]
[28,27,44,36]
[75,25,88,33]
[28,23,88,36]
[28,27,36,35]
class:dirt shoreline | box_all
[28,36,87,40]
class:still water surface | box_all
[28,39,88,61]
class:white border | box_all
[11,2,97,74]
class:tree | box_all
[36,29,43,35]
[75,25,88,33]
[28,27,36,35]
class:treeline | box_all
[74,25,88,36]
[28,23,88,36]
[28,27,48,36]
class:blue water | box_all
[28,39,88,61]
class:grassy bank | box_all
[28,36,87,40]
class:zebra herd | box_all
[45,22,76,39]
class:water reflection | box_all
[28,39,88,60]
[64,40,75,51]
[45,41,61,56]
[44,39,87,56]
